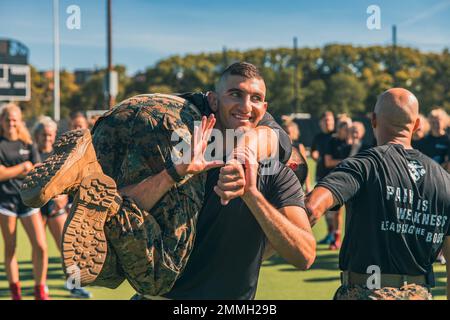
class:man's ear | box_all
[371,112,377,129]
[263,101,268,113]
[207,91,219,112]
[412,116,421,133]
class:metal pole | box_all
[106,0,114,108]
[293,37,299,112]
[222,46,228,71]
[53,0,60,121]
[392,25,397,85]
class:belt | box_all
[341,271,429,288]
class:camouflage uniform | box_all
[90,94,206,296]
[333,284,432,300]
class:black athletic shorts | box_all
[0,196,39,218]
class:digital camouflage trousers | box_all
[333,284,433,300]
[91,93,206,296]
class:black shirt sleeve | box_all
[29,144,41,164]
[324,138,333,156]
[266,165,305,209]
[311,135,319,153]
[259,112,292,164]
[316,153,374,208]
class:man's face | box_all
[2,110,20,137]
[70,116,88,130]
[36,126,57,151]
[351,123,365,140]
[429,115,446,135]
[320,114,335,133]
[211,75,267,131]
[287,124,300,141]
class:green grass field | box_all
[0,160,447,300]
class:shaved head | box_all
[374,88,419,129]
[372,88,420,147]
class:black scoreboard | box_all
[0,39,30,101]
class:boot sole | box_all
[62,173,117,287]
[21,129,92,208]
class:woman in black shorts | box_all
[33,117,92,299]
[0,103,48,300]
[33,117,68,246]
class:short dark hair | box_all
[70,111,87,120]
[216,62,264,91]
[320,111,334,120]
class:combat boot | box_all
[20,129,103,208]
[62,172,122,287]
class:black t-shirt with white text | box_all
[165,163,305,300]
[318,144,450,276]
[0,138,40,200]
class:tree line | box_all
[21,44,450,121]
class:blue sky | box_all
[1,0,449,75]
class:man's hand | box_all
[214,159,246,205]
[175,114,223,176]
[214,145,259,205]
[18,161,34,178]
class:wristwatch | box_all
[165,158,185,183]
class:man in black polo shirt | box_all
[305,88,450,300]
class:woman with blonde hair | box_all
[32,116,92,299]
[0,103,49,300]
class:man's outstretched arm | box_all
[120,115,221,211]
[304,186,339,226]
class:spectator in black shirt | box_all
[422,109,449,163]
[305,88,450,300]
[420,108,449,167]
[349,121,371,156]
[33,117,93,299]
[323,119,352,250]
[311,111,335,245]
[0,103,48,300]
[311,111,335,181]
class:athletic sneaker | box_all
[318,233,334,245]
[437,253,446,265]
[63,281,93,298]
[329,231,342,250]
[9,282,22,300]
[20,129,102,208]
[34,284,50,300]
[70,287,93,299]
[62,173,121,287]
